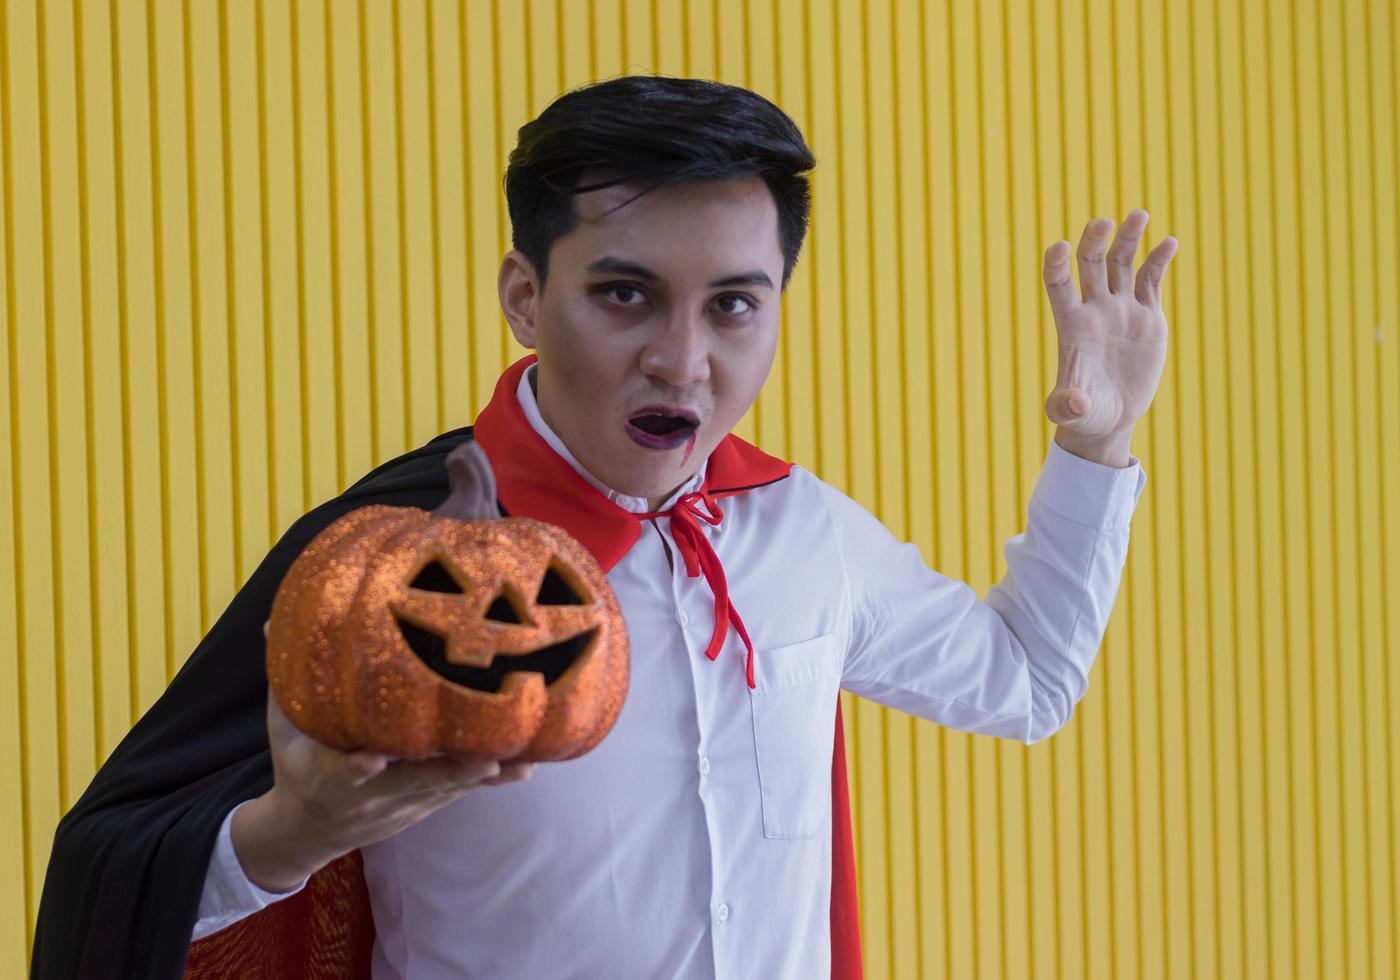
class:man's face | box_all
[498,176,785,505]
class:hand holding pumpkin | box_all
[235,441,629,894]
[231,690,535,894]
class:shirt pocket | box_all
[748,633,842,840]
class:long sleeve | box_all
[191,803,309,941]
[832,438,1146,744]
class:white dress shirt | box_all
[194,365,1146,978]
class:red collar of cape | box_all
[472,354,792,572]
[474,354,863,978]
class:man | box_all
[33,75,1175,978]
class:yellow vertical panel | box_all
[1159,5,1215,980]
[1266,2,1321,976]
[396,0,442,447]
[558,0,591,91]
[1342,3,1393,978]
[223,0,274,580]
[975,0,1032,975]
[1193,0,1244,977]
[1295,0,1347,972]
[290,0,342,502]
[1025,2,1076,975]
[775,0,816,473]
[863,0,917,969]
[525,0,561,115]
[187,0,236,630]
[801,2,859,946]
[463,0,504,408]
[1097,0,1153,974]
[0,371,24,949]
[0,3,28,965]
[1369,0,1400,973]
[4,0,61,942]
[1052,9,1109,980]
[427,0,471,429]
[591,0,623,77]
[1299,0,1355,974]
[684,0,715,79]
[40,0,97,809]
[916,1,973,975]
[111,0,170,724]
[1242,0,1292,973]
[621,0,653,73]
[652,0,684,75]
[828,1,886,974]
[361,0,405,461]
[742,0,787,457]
[953,3,1002,979]
[1192,0,1237,974]
[1316,1,1371,975]
[149,0,202,688]
[259,0,310,533]
[889,4,936,978]
[1232,0,1276,968]
[1161,2,1206,978]
[1007,2,1058,976]
[805,1,846,491]
[713,0,743,84]
[494,0,527,369]
[1332,3,1388,974]
[1002,0,1053,960]
[77,0,134,759]
[327,0,374,480]
[721,0,756,449]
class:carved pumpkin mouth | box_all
[395,616,598,694]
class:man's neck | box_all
[522,365,701,514]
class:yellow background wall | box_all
[3,0,1397,976]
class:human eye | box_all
[713,293,758,318]
[594,282,649,307]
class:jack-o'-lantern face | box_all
[389,530,604,699]
[267,444,628,762]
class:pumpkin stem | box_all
[435,442,503,521]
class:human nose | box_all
[638,309,710,387]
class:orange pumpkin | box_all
[266,442,628,762]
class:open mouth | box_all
[625,407,700,451]
[396,617,598,694]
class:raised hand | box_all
[1040,209,1178,467]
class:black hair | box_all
[504,75,816,290]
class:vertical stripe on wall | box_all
[2,0,1397,975]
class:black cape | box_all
[31,427,475,979]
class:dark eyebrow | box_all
[709,270,775,291]
[586,257,661,282]
[586,256,774,291]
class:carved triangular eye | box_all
[483,589,526,624]
[409,559,463,594]
[536,563,586,605]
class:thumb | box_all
[1044,387,1092,426]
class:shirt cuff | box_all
[197,800,310,922]
[1033,438,1147,529]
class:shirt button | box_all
[698,756,710,776]
[716,903,730,923]
[677,610,690,626]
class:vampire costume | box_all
[32,356,862,979]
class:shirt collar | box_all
[515,363,707,516]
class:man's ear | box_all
[499,250,542,348]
